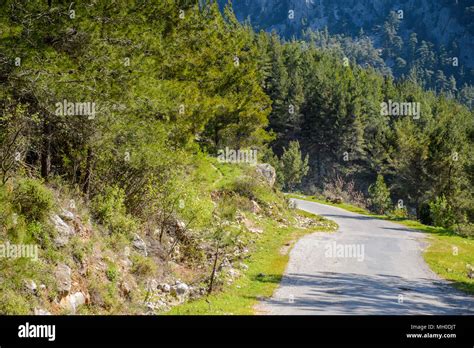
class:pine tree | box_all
[368,175,392,214]
[280,140,309,191]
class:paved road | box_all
[260,199,474,315]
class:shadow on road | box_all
[260,271,474,315]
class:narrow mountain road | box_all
[259,199,474,315]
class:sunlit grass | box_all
[168,210,336,315]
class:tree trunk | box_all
[40,121,51,179]
[208,243,220,295]
[82,147,93,196]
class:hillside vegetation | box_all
[0,1,472,314]
[0,0,335,314]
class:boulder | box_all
[55,263,72,295]
[120,280,135,297]
[147,279,158,292]
[60,292,86,314]
[50,214,74,247]
[89,288,104,307]
[24,279,37,294]
[256,163,276,187]
[34,308,51,315]
[132,233,148,256]
[250,200,261,214]
[159,283,171,293]
[59,209,75,221]
[171,282,189,297]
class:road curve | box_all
[260,199,474,315]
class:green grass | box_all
[168,210,336,315]
[287,193,370,215]
[288,193,474,295]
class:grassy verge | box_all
[288,193,474,295]
[168,210,337,315]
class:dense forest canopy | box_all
[220,0,474,108]
[1,0,472,232]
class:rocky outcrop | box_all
[256,163,276,187]
[132,233,148,256]
[55,263,72,295]
[59,292,87,314]
[50,214,75,247]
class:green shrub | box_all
[91,186,126,224]
[454,223,474,238]
[429,195,456,228]
[0,287,31,314]
[109,214,139,235]
[106,261,119,282]
[12,178,54,221]
[231,175,258,200]
[27,221,53,249]
[217,193,240,220]
[388,207,408,220]
[91,186,138,235]
[130,254,157,277]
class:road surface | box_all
[260,199,474,315]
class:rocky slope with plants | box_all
[0,1,472,315]
[0,158,336,314]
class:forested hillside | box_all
[0,0,289,314]
[259,33,474,234]
[0,0,472,315]
[220,0,474,106]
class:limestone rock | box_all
[50,214,74,247]
[34,308,51,315]
[24,279,37,294]
[59,292,86,314]
[132,233,148,256]
[55,263,72,294]
[256,163,276,187]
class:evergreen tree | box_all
[280,140,309,191]
[368,175,392,214]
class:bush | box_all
[130,254,157,277]
[323,175,366,207]
[230,175,259,200]
[0,288,31,314]
[27,221,53,249]
[418,202,433,225]
[429,196,456,228]
[91,186,127,224]
[388,207,408,220]
[106,261,119,282]
[455,223,474,238]
[91,186,138,235]
[12,178,54,221]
